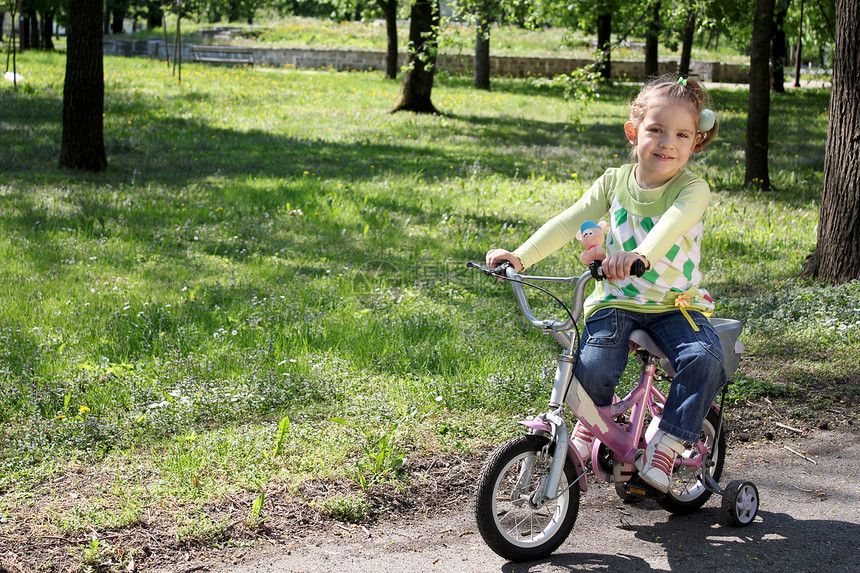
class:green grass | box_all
[0,49,852,569]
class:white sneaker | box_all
[572,421,595,461]
[635,430,685,493]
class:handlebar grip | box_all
[589,258,647,280]
[466,261,512,278]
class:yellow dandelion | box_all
[79,405,90,415]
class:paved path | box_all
[217,429,860,573]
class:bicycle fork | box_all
[520,349,587,506]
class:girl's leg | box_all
[645,311,727,444]
[575,308,640,407]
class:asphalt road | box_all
[217,428,860,573]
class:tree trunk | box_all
[146,2,161,29]
[793,0,804,87]
[772,1,789,93]
[20,15,30,50]
[644,2,661,79]
[174,7,182,83]
[744,0,775,189]
[228,0,241,23]
[475,15,491,90]
[112,9,126,35]
[706,29,721,51]
[596,12,612,79]
[0,12,5,42]
[377,0,398,79]
[29,10,40,47]
[391,0,440,114]
[41,13,54,50]
[60,0,107,172]
[679,9,696,77]
[801,0,860,281]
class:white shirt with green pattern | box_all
[514,164,715,319]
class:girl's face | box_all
[625,99,700,189]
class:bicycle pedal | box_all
[624,477,660,499]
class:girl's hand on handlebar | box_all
[600,251,648,282]
[485,249,524,273]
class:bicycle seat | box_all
[629,330,676,376]
[711,318,745,378]
[628,318,745,379]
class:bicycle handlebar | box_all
[467,259,646,335]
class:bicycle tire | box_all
[657,406,725,514]
[475,434,581,562]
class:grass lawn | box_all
[0,50,856,571]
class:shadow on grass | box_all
[1,77,828,195]
[0,70,831,283]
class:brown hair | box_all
[627,75,719,154]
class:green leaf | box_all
[271,415,291,458]
[250,489,265,524]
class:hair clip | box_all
[677,77,688,87]
[698,109,716,132]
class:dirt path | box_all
[204,428,860,573]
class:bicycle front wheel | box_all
[475,434,581,562]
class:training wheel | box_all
[722,480,759,526]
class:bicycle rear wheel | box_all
[475,435,581,562]
[658,406,725,514]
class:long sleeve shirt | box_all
[513,164,715,318]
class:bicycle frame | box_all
[503,265,711,503]
[471,261,758,555]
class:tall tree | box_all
[376,0,398,79]
[19,9,31,49]
[678,7,697,77]
[451,0,503,90]
[473,0,502,90]
[40,11,54,50]
[793,0,804,87]
[771,0,790,92]
[391,0,440,113]
[801,0,860,281]
[596,9,612,79]
[644,0,661,78]
[143,0,162,29]
[108,0,131,35]
[60,0,107,172]
[744,0,775,189]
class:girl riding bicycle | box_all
[486,75,725,494]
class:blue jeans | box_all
[575,307,727,443]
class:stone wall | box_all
[102,39,750,83]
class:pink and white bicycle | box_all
[467,260,759,562]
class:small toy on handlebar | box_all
[576,220,607,265]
